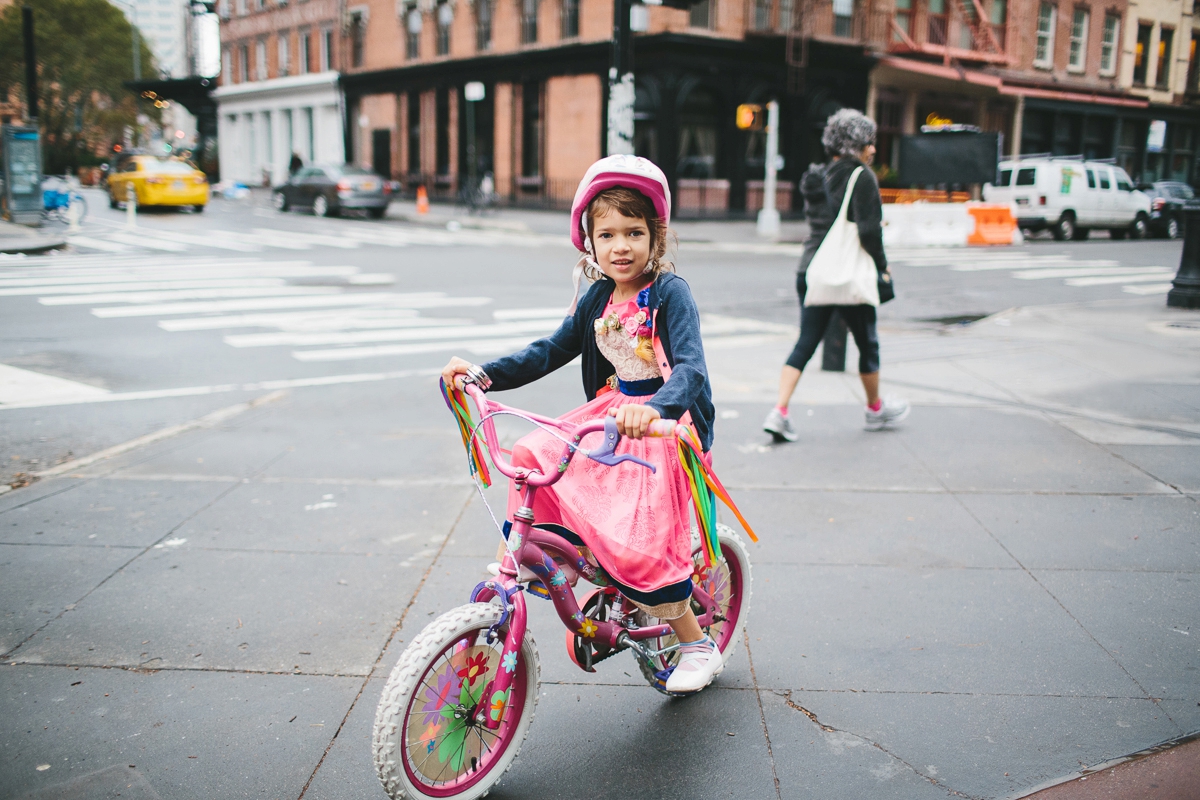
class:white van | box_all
[983,158,1151,240]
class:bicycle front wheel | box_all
[373,603,540,800]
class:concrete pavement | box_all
[0,206,1197,799]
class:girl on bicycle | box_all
[441,155,721,693]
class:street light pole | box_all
[606,0,634,155]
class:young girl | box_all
[441,155,721,693]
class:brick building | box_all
[216,0,1197,204]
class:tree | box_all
[0,0,159,174]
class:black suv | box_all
[1138,181,1194,239]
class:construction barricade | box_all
[966,204,1021,246]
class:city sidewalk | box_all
[0,290,1196,797]
[0,220,66,255]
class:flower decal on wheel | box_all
[501,651,518,674]
[457,652,489,686]
[489,688,510,722]
[420,666,462,726]
[578,618,597,638]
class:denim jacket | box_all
[481,272,715,450]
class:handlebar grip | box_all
[646,420,676,437]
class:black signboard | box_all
[2,125,43,223]
[898,131,1001,186]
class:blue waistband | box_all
[617,376,664,396]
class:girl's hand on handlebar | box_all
[441,357,473,391]
[608,404,661,439]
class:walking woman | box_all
[762,108,908,442]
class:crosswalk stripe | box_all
[131,230,263,252]
[0,278,290,297]
[42,286,338,306]
[66,236,132,252]
[91,293,475,318]
[1123,283,1174,295]
[158,307,426,331]
[1012,267,1169,280]
[293,336,540,362]
[1065,272,1175,287]
[102,232,190,251]
[225,319,560,349]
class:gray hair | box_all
[821,108,877,158]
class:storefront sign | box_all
[1147,120,1167,153]
[925,113,954,128]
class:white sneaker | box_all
[664,637,723,693]
[865,395,910,431]
[762,407,798,442]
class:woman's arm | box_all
[851,167,888,273]
[645,279,708,423]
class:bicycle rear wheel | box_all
[635,523,752,695]
[373,603,540,800]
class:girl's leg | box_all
[666,606,704,643]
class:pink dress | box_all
[506,294,694,593]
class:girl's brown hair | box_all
[582,186,675,283]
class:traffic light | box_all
[736,104,765,131]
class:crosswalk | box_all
[66,219,571,255]
[888,248,1176,296]
[0,254,792,368]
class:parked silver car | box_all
[273,165,391,218]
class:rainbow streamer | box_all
[440,379,492,488]
[675,426,759,568]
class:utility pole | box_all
[22,5,38,123]
[606,0,634,155]
[756,100,781,238]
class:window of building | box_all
[405,5,422,59]
[239,43,249,82]
[752,0,771,31]
[1068,9,1088,72]
[520,0,538,44]
[321,29,336,71]
[255,39,267,80]
[832,0,852,37]
[1188,36,1199,92]
[521,82,542,178]
[893,0,911,42]
[299,30,311,73]
[778,0,793,31]
[561,0,578,38]
[990,0,1006,50]
[476,0,492,49]
[927,0,948,46]
[689,0,714,30]
[222,48,232,80]
[236,0,246,15]
[436,0,452,55]
[278,33,290,77]
[1133,23,1152,84]
[1157,27,1174,89]
[1034,2,1055,67]
[348,14,364,67]
[1099,15,1119,75]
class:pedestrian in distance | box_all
[288,152,303,176]
[762,108,909,442]
[442,155,725,693]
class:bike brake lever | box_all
[586,417,657,473]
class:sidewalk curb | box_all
[0,236,68,255]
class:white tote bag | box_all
[804,166,881,308]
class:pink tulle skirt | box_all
[506,391,694,593]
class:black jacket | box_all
[481,272,716,451]
[798,157,887,274]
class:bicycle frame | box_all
[460,383,723,730]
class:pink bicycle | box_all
[372,381,753,800]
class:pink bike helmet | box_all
[570,155,672,251]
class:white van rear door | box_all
[1012,166,1038,212]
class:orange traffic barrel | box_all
[416,185,430,215]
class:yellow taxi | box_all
[107,156,209,211]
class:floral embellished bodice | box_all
[593,289,660,382]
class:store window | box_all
[1133,23,1152,85]
[476,0,493,50]
[436,88,451,176]
[1034,2,1055,68]
[1099,15,1119,75]
[1068,9,1088,72]
[561,0,578,37]
[634,82,659,163]
[677,86,720,179]
[689,0,714,29]
[520,0,538,43]
[521,82,542,179]
[927,0,947,45]
[1156,27,1174,89]
[407,92,421,174]
[1171,126,1194,183]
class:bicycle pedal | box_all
[525,581,550,599]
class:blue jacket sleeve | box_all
[480,312,583,392]
[646,280,708,423]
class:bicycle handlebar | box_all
[462,381,663,485]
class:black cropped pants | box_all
[785,272,881,375]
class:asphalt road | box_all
[0,190,1196,800]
